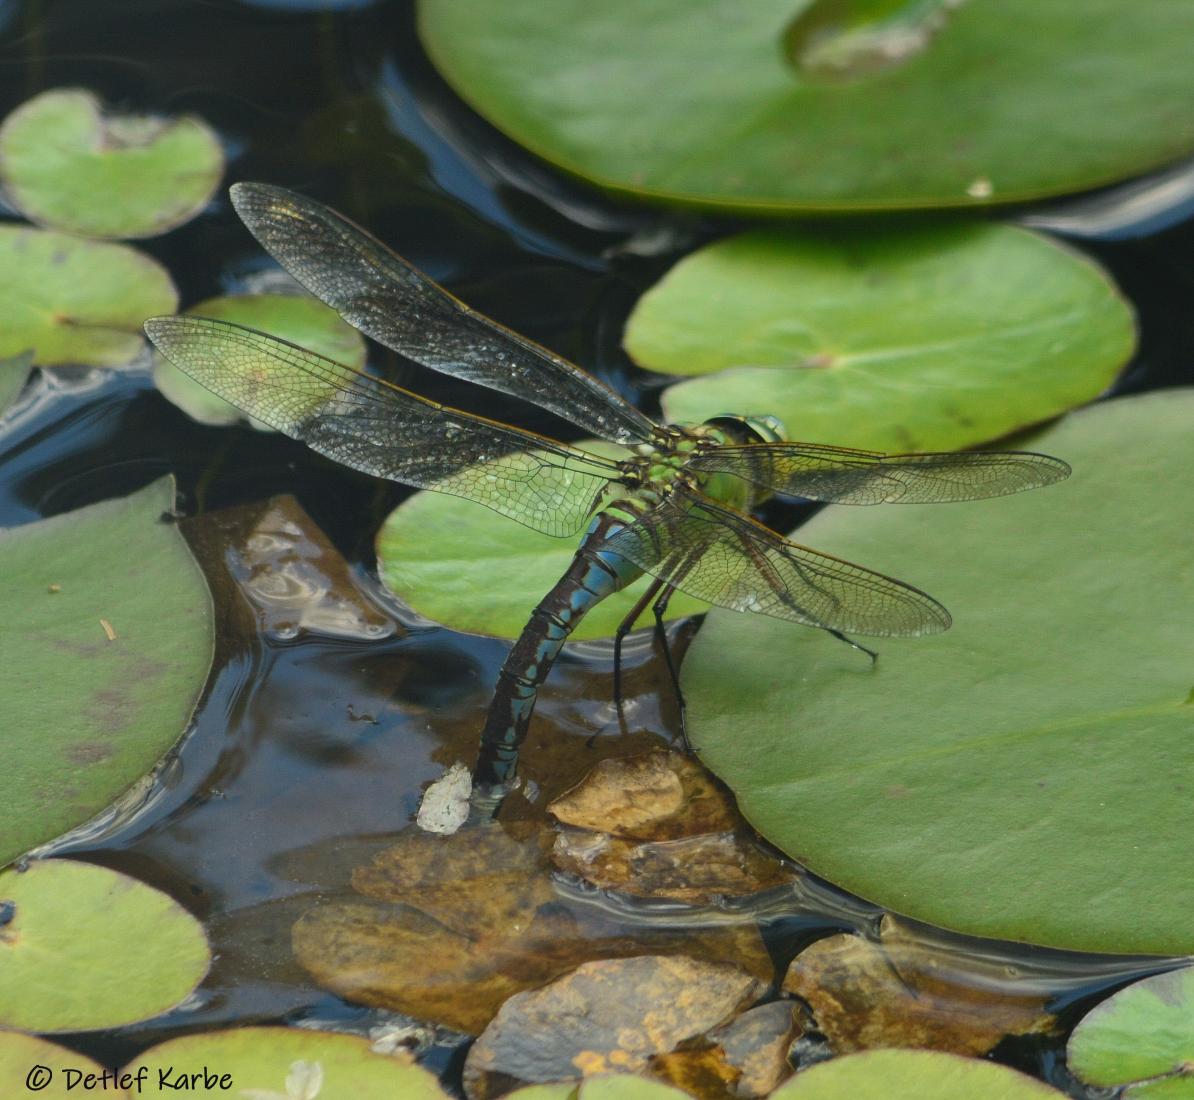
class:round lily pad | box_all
[508,1086,579,1100]
[376,442,707,640]
[0,859,210,1032]
[1068,967,1194,1099]
[767,1049,1064,1098]
[419,0,1194,212]
[122,1027,450,1099]
[0,1033,127,1098]
[580,1080,689,1099]
[0,476,213,866]
[681,390,1194,954]
[153,295,367,427]
[0,88,223,239]
[0,226,177,367]
[0,350,34,417]
[625,223,1134,453]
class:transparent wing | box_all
[689,442,1070,504]
[228,182,657,446]
[604,485,951,637]
[145,316,622,537]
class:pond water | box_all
[3,0,1194,1094]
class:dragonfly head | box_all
[703,413,787,445]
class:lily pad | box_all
[377,442,707,639]
[419,0,1194,212]
[0,88,222,238]
[0,1033,128,1097]
[0,859,210,1031]
[0,350,34,416]
[505,1086,578,1100]
[122,1027,449,1099]
[580,1082,689,1100]
[681,389,1194,953]
[1067,967,1194,1099]
[0,226,177,366]
[767,1049,1065,1098]
[0,476,213,866]
[153,295,367,427]
[624,223,1134,453]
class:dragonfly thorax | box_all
[615,421,768,515]
[618,416,791,514]
[621,435,699,499]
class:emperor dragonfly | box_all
[145,184,1069,792]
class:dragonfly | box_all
[145,183,1070,794]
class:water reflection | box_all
[1022,156,1194,240]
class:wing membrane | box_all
[145,316,621,537]
[689,442,1070,504]
[228,183,657,446]
[604,485,950,637]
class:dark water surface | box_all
[3,1,1194,1093]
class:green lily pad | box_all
[153,295,368,427]
[1115,1082,1194,1100]
[0,88,223,239]
[625,223,1134,453]
[0,226,177,367]
[376,442,707,640]
[122,1027,450,1098]
[580,1080,689,1100]
[0,859,210,1031]
[1068,967,1194,1099]
[681,389,1194,954]
[508,1086,578,1100]
[0,350,34,416]
[0,476,213,866]
[767,1049,1064,1098]
[419,0,1194,212]
[0,1033,128,1097]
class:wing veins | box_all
[689,443,1070,505]
[604,486,951,637]
[145,315,622,537]
[229,182,658,445]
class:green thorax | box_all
[608,412,786,521]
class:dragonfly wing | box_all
[689,443,1070,504]
[603,486,951,637]
[228,183,657,446]
[146,316,621,538]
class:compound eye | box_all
[745,414,786,443]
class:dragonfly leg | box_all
[610,576,667,738]
[826,627,879,665]
[650,584,692,753]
